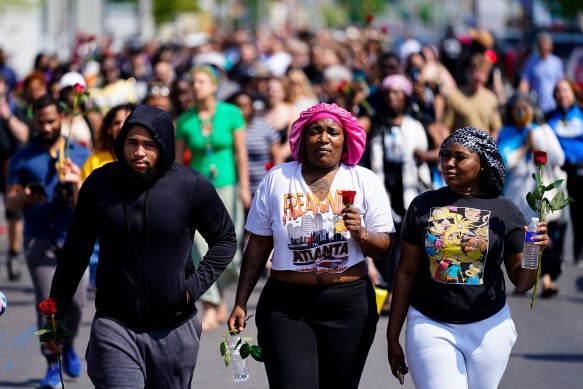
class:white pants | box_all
[405,303,517,389]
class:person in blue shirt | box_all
[519,32,565,117]
[6,94,90,388]
[547,79,583,266]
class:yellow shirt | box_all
[80,150,116,182]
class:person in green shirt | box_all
[176,65,251,331]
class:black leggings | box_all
[256,277,379,389]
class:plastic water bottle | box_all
[229,336,249,382]
[521,217,541,269]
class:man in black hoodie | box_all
[45,105,237,388]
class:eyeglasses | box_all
[148,85,170,97]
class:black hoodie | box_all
[50,105,237,330]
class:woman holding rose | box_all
[387,127,550,389]
[228,102,394,389]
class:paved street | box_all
[1,231,583,388]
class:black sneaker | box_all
[7,256,21,281]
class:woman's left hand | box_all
[240,189,253,210]
[342,205,367,242]
[525,220,550,251]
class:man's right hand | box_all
[227,305,247,334]
[24,185,47,204]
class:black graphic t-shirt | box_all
[401,186,526,323]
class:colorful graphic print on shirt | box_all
[283,190,351,274]
[424,206,490,284]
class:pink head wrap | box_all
[289,102,366,166]
[382,74,413,96]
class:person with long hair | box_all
[175,65,251,331]
[287,68,318,112]
[263,76,298,161]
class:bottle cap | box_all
[531,217,539,222]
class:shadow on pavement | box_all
[512,353,583,362]
[0,379,43,387]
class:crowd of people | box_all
[0,22,580,388]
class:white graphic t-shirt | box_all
[246,162,395,274]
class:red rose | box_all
[265,161,275,171]
[381,25,388,34]
[87,34,96,42]
[74,83,84,93]
[533,150,547,166]
[340,190,357,206]
[39,298,56,317]
[365,14,374,25]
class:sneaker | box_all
[62,345,82,377]
[7,256,21,281]
[39,363,61,389]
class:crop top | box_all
[246,162,395,274]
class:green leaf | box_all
[34,329,52,336]
[56,322,73,339]
[550,191,565,211]
[541,198,551,214]
[220,341,228,356]
[39,332,56,342]
[235,339,243,350]
[526,192,539,212]
[544,179,564,191]
[532,185,545,199]
[244,314,254,322]
[240,343,251,359]
[224,348,231,366]
[241,337,253,342]
[250,345,264,362]
[563,197,575,208]
[532,172,541,185]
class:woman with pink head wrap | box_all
[288,102,367,165]
[228,102,395,388]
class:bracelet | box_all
[358,229,369,244]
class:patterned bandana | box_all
[439,127,506,196]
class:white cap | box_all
[193,52,226,70]
[59,72,87,91]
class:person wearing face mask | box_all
[498,93,566,296]
[547,79,583,266]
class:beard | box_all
[123,164,161,188]
[39,130,61,147]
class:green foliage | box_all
[321,3,349,27]
[540,0,583,17]
[219,315,263,367]
[35,320,73,343]
[338,0,384,23]
[526,171,573,215]
[250,345,264,362]
[153,0,199,25]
